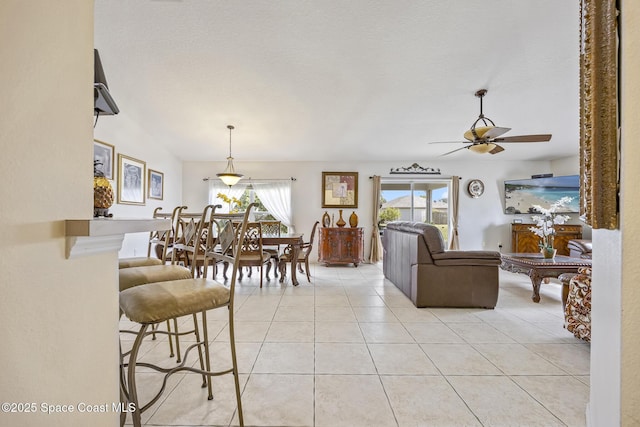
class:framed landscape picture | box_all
[93,139,114,180]
[322,171,358,208]
[117,154,146,205]
[148,169,164,200]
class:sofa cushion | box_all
[386,221,445,254]
[432,250,502,266]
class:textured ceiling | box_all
[94,0,580,162]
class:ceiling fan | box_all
[430,89,552,156]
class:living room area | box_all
[3,1,639,427]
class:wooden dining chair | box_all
[278,221,319,283]
[236,222,272,288]
[259,220,282,278]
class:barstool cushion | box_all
[119,257,164,269]
[120,279,230,324]
[119,265,193,292]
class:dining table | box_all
[261,233,304,286]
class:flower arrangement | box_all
[216,192,242,213]
[528,196,573,254]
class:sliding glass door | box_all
[379,179,451,245]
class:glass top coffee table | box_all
[500,253,592,303]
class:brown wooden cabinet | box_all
[318,227,364,266]
[511,223,582,256]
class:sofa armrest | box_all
[431,250,502,266]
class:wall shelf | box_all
[65,218,170,258]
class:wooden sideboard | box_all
[511,223,582,256]
[318,227,364,266]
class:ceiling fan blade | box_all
[489,144,505,154]
[494,134,552,143]
[428,140,468,144]
[481,126,511,139]
[439,146,469,156]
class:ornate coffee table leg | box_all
[528,269,543,303]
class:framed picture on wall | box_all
[93,139,114,180]
[322,171,358,208]
[148,169,164,200]
[117,154,146,205]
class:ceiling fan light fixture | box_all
[216,125,243,187]
[468,143,496,154]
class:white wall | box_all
[94,113,183,257]
[182,157,580,258]
[589,2,640,425]
[0,2,118,426]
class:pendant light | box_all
[216,124,243,186]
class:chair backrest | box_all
[307,221,320,246]
[172,204,218,273]
[204,203,258,303]
[238,222,264,256]
[259,220,281,237]
[147,205,187,259]
[300,221,320,256]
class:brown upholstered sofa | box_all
[382,221,502,308]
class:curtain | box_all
[448,176,460,250]
[369,175,383,263]
[252,180,294,233]
[208,180,247,213]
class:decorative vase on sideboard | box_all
[349,211,358,227]
[336,209,346,227]
[322,211,331,227]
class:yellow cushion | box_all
[119,265,192,291]
[118,257,163,269]
[120,278,230,324]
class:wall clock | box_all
[467,179,484,198]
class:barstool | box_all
[119,204,253,427]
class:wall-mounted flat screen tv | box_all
[504,175,580,214]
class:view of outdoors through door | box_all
[379,180,450,246]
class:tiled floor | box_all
[120,262,590,427]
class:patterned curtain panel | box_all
[369,175,383,263]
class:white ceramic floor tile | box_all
[352,306,399,323]
[315,321,364,342]
[447,376,565,426]
[403,322,464,343]
[238,374,314,426]
[389,307,441,322]
[265,321,314,342]
[273,305,315,322]
[252,342,315,374]
[315,375,397,427]
[315,343,376,374]
[382,375,481,426]
[359,322,415,343]
[368,343,439,375]
[473,343,567,375]
[513,375,589,427]
[315,306,357,322]
[420,343,502,375]
[446,322,516,343]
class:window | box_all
[379,179,451,245]
[208,179,293,232]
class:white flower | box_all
[528,197,573,249]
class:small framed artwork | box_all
[148,169,164,200]
[117,154,146,205]
[93,139,115,180]
[322,171,358,208]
